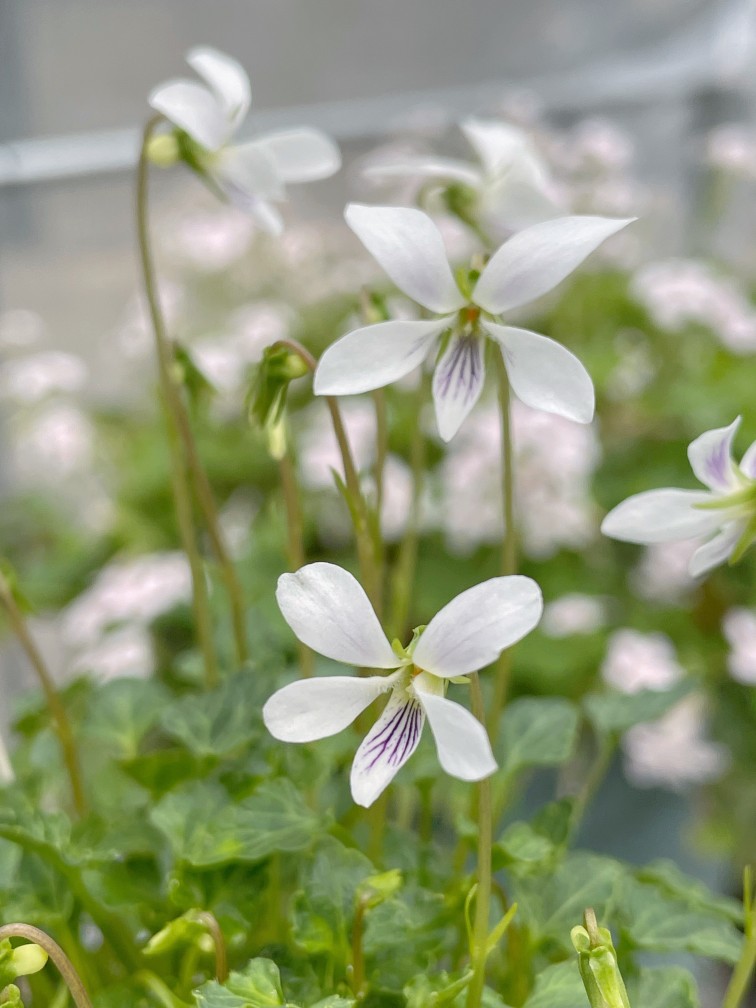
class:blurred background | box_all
[2,7,756,1000]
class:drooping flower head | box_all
[364,118,564,235]
[314,204,633,441]
[602,417,756,576]
[148,47,341,234]
[263,563,542,806]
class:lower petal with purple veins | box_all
[432,333,486,442]
[350,689,425,807]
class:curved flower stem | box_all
[269,338,382,615]
[278,450,314,678]
[0,577,85,817]
[136,117,242,681]
[0,924,93,1008]
[194,912,228,983]
[722,869,756,1008]
[488,351,517,739]
[466,674,493,1008]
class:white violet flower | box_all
[314,204,633,441]
[602,417,756,577]
[149,46,341,234]
[263,562,542,807]
[364,118,564,234]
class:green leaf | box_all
[619,879,743,964]
[194,959,285,1008]
[497,698,579,779]
[160,672,262,758]
[636,860,742,923]
[495,822,555,873]
[308,999,355,1008]
[404,971,473,1008]
[144,910,210,956]
[150,779,322,868]
[291,838,374,960]
[522,961,585,1008]
[626,967,699,1008]
[512,853,625,951]
[83,678,170,760]
[583,683,689,736]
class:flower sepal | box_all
[571,910,631,1008]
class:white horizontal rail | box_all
[0,0,753,188]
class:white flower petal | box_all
[482,155,563,231]
[276,563,398,669]
[350,690,424,807]
[186,46,250,133]
[461,118,533,175]
[148,80,227,151]
[601,489,722,544]
[431,333,486,442]
[484,322,595,423]
[413,576,543,678]
[363,156,481,188]
[345,204,466,313]
[314,317,451,396]
[247,199,284,236]
[263,675,391,742]
[687,418,741,492]
[473,215,635,314]
[214,140,284,202]
[256,128,341,183]
[416,690,497,781]
[741,440,756,479]
[689,522,743,577]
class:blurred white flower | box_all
[631,259,756,354]
[0,351,88,404]
[542,594,606,638]
[631,540,698,604]
[363,118,564,234]
[168,208,255,271]
[439,399,600,557]
[10,404,95,482]
[316,204,631,441]
[69,625,155,681]
[0,309,45,350]
[149,46,341,235]
[61,552,191,650]
[722,607,756,685]
[602,417,756,577]
[601,629,684,694]
[622,695,728,791]
[116,281,185,361]
[705,123,756,180]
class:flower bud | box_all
[247,344,308,456]
[572,910,631,1008]
[146,132,181,168]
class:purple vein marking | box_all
[437,337,481,404]
[706,440,729,487]
[361,698,423,770]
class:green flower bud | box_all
[247,344,309,457]
[10,945,47,978]
[146,132,181,168]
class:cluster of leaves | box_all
[0,640,745,1006]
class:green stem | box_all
[568,737,616,842]
[0,578,86,817]
[488,352,517,739]
[0,923,93,1008]
[269,338,382,616]
[278,450,314,678]
[351,896,368,1000]
[466,675,493,1008]
[136,971,192,1008]
[722,885,756,1008]
[387,379,427,639]
[194,912,228,983]
[136,118,219,688]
